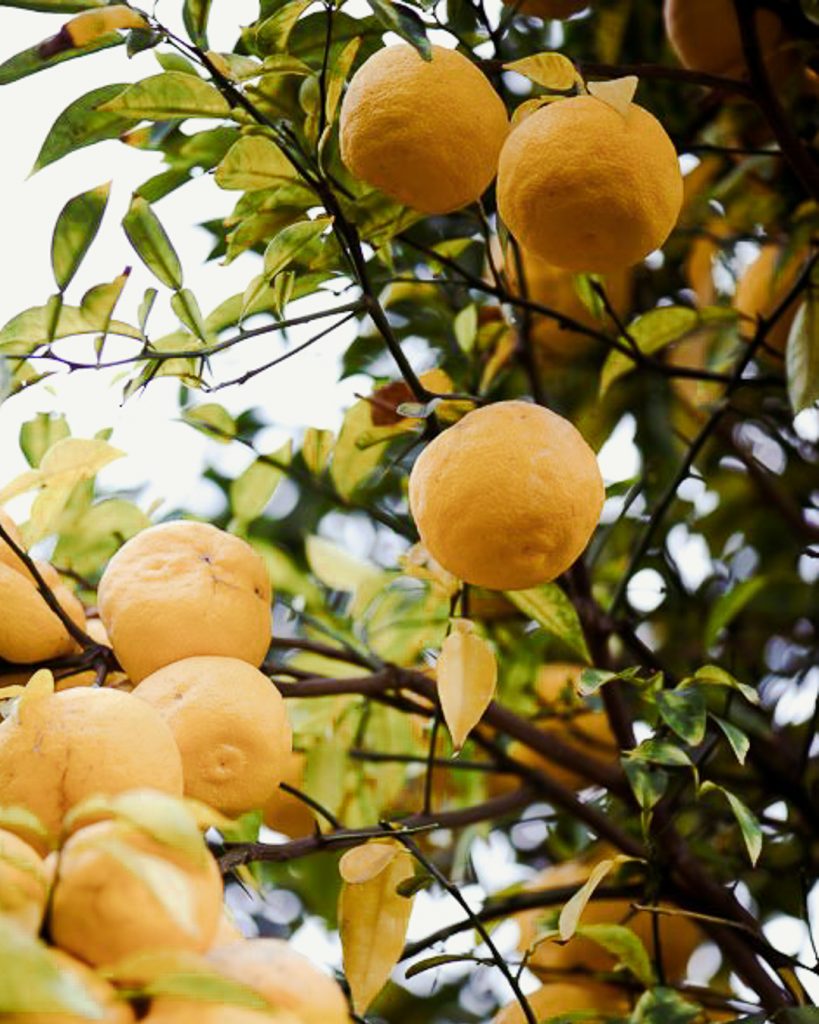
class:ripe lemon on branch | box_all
[497,87,683,273]
[340,44,509,214]
[408,401,604,591]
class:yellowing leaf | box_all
[511,97,550,125]
[339,841,400,883]
[215,135,296,191]
[302,427,334,474]
[99,72,231,120]
[558,858,616,940]
[503,52,580,91]
[305,535,380,592]
[436,620,497,752]
[587,76,638,116]
[330,398,417,499]
[339,839,415,1014]
[64,5,147,46]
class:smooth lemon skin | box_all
[262,750,316,838]
[98,521,272,683]
[49,819,223,967]
[135,656,293,816]
[408,401,604,591]
[664,0,785,78]
[0,562,86,664]
[0,688,184,846]
[497,96,683,273]
[734,244,805,354]
[206,939,350,1024]
[340,44,509,215]
[495,982,629,1024]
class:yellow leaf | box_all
[339,841,399,884]
[557,855,634,940]
[587,76,638,117]
[39,437,124,479]
[511,98,549,125]
[329,398,416,500]
[65,5,148,47]
[339,839,415,1014]
[436,620,497,752]
[305,535,380,592]
[215,135,296,192]
[503,52,580,92]
[302,427,334,474]
[479,323,518,392]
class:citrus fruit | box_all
[144,1000,300,1024]
[664,0,786,78]
[500,0,588,19]
[734,243,805,354]
[495,981,629,1024]
[0,827,50,933]
[261,751,316,838]
[135,656,292,816]
[408,401,604,590]
[497,95,683,273]
[339,43,509,214]
[0,562,86,664]
[49,818,223,966]
[0,686,184,845]
[0,509,26,576]
[500,240,632,362]
[517,853,702,980]
[97,521,272,683]
[207,939,350,1024]
[0,945,135,1023]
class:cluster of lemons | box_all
[0,517,352,1023]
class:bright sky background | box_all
[1,4,817,1005]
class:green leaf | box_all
[691,665,759,705]
[656,687,706,746]
[786,292,819,414]
[622,759,668,810]
[330,397,415,499]
[230,442,292,522]
[183,0,213,48]
[171,289,207,340]
[600,306,699,395]
[577,668,617,695]
[123,196,183,290]
[20,414,70,468]
[302,427,334,474]
[31,83,130,173]
[0,303,140,355]
[0,917,106,1015]
[138,288,158,334]
[505,584,591,663]
[630,987,703,1024]
[98,71,231,120]
[364,0,431,59]
[51,181,110,292]
[263,218,332,278]
[453,304,478,352]
[629,738,692,768]
[0,30,123,86]
[256,0,315,53]
[324,37,361,127]
[704,577,766,648]
[306,535,380,591]
[710,715,750,765]
[576,924,655,987]
[181,403,236,443]
[79,272,129,341]
[700,782,762,866]
[214,135,296,191]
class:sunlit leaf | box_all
[98,72,231,120]
[215,135,296,192]
[436,619,497,752]
[691,665,759,705]
[230,441,292,522]
[51,181,110,291]
[256,0,315,54]
[710,715,750,765]
[587,75,638,115]
[600,307,700,395]
[306,535,380,592]
[31,83,129,172]
[506,584,591,663]
[503,51,579,91]
[786,290,819,414]
[630,986,702,1024]
[339,839,415,1013]
[302,427,334,474]
[263,218,332,278]
[171,288,207,340]
[19,412,70,468]
[123,196,183,290]
[558,858,616,940]
[577,923,655,986]
[182,404,236,443]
